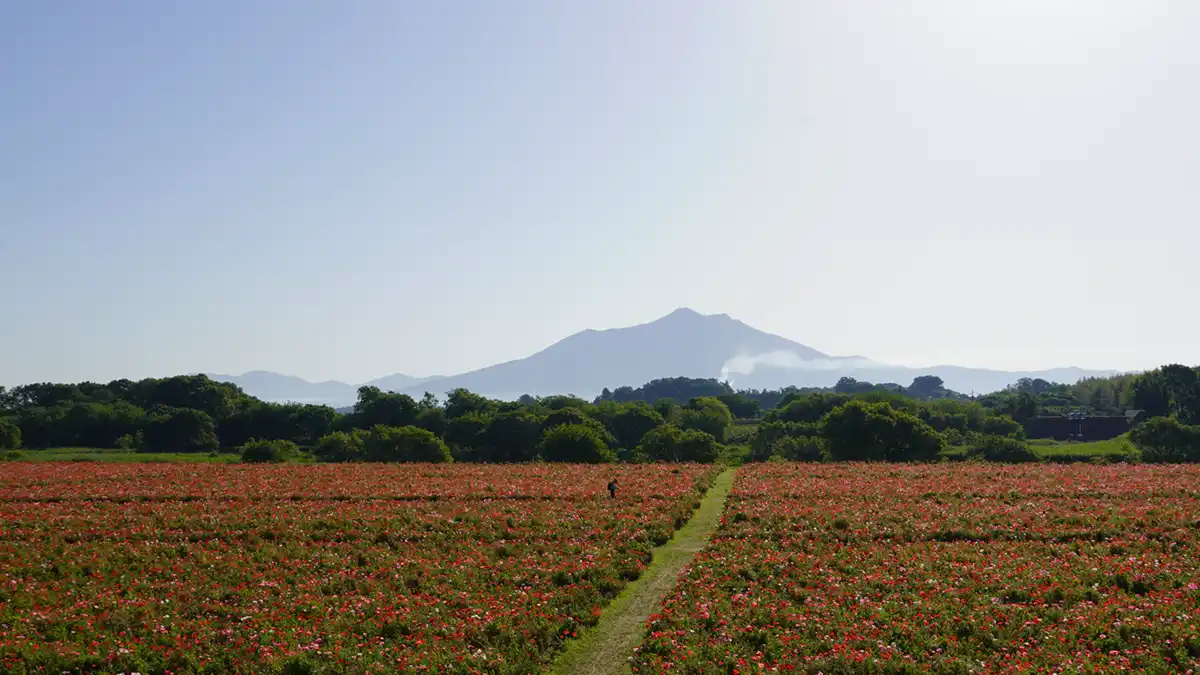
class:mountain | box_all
[363,373,444,392]
[210,371,439,408]
[378,308,840,399]
[214,309,1118,405]
[210,371,358,406]
[389,308,1115,399]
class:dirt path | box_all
[549,467,737,675]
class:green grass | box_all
[1033,436,1138,462]
[943,436,1140,463]
[5,447,243,463]
[1029,437,1129,453]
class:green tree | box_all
[444,412,491,458]
[594,377,733,404]
[418,392,440,410]
[0,418,20,449]
[115,431,144,451]
[1010,392,1039,423]
[635,424,721,463]
[144,408,219,452]
[540,407,617,447]
[1008,378,1056,396]
[608,402,665,450]
[364,425,452,463]
[636,424,682,461]
[4,382,85,410]
[1130,417,1200,463]
[834,377,878,395]
[673,429,721,463]
[219,403,296,447]
[291,405,338,445]
[538,424,616,463]
[1160,364,1200,423]
[980,413,1024,438]
[312,430,367,462]
[679,397,733,442]
[445,389,496,420]
[716,394,760,419]
[820,400,944,462]
[242,439,298,463]
[769,435,824,462]
[542,407,590,430]
[414,406,447,438]
[977,392,1038,423]
[907,375,946,399]
[352,387,420,428]
[767,393,851,424]
[483,410,543,462]
[749,421,820,462]
[10,405,69,448]
[539,395,590,411]
[1130,370,1172,419]
[139,375,246,421]
[653,399,679,424]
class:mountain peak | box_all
[660,307,704,320]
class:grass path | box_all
[550,467,737,675]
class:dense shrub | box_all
[365,425,453,463]
[414,406,447,438]
[607,402,665,450]
[241,439,298,463]
[769,435,824,462]
[966,434,1039,463]
[541,407,590,431]
[821,400,944,462]
[1130,417,1200,463]
[538,424,616,463]
[636,424,721,463]
[115,431,144,451]
[538,409,617,449]
[443,413,490,457]
[980,414,1025,438]
[0,418,21,450]
[768,393,851,424]
[673,429,722,463]
[479,410,543,462]
[749,421,820,462]
[915,399,984,432]
[634,425,678,461]
[678,397,733,442]
[312,430,367,462]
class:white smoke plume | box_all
[718,351,882,387]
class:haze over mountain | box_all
[209,371,440,408]
[213,309,1116,406]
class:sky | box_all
[3,1,1199,386]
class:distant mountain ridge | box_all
[209,371,441,408]
[212,308,1117,406]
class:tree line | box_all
[2,364,1198,463]
[595,374,966,416]
[0,376,732,463]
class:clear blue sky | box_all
[3,1,1199,385]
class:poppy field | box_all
[634,463,1200,674]
[0,463,718,675]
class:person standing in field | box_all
[607,479,617,499]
